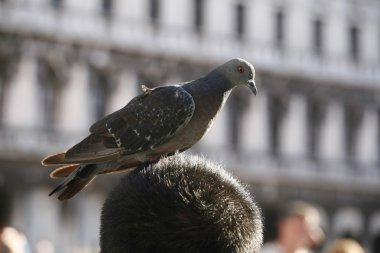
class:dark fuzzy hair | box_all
[100,154,263,253]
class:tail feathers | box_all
[50,164,80,179]
[42,152,67,166]
[49,164,97,201]
[52,176,96,201]
[42,151,121,166]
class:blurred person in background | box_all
[261,201,324,253]
[323,238,365,253]
[0,183,29,253]
[100,154,263,253]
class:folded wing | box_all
[42,86,195,165]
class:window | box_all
[51,0,62,10]
[275,9,285,48]
[227,90,250,152]
[102,0,113,18]
[38,59,62,127]
[0,52,18,126]
[0,79,4,125]
[268,94,286,156]
[149,0,160,24]
[0,56,7,126]
[194,0,204,33]
[235,3,245,39]
[344,104,362,163]
[378,110,380,164]
[349,25,360,62]
[313,19,323,55]
[90,68,111,120]
[307,99,324,159]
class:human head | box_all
[276,201,324,251]
[100,154,263,253]
[324,238,365,253]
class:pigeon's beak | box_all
[248,79,257,95]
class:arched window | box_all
[37,58,64,129]
[101,0,113,19]
[344,103,363,163]
[228,89,250,152]
[274,8,285,49]
[194,0,204,33]
[235,3,245,39]
[89,67,112,121]
[349,25,360,62]
[307,98,325,160]
[0,56,9,126]
[149,0,160,25]
[333,207,364,242]
[268,94,286,156]
[312,18,324,56]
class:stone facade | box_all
[0,0,379,252]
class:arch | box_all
[369,211,380,253]
[369,210,380,235]
[332,206,364,240]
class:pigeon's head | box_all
[217,58,257,95]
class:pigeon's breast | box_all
[154,88,230,154]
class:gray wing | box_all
[65,86,195,160]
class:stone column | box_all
[72,193,104,251]
[0,51,20,125]
[199,108,228,149]
[241,89,269,153]
[25,188,60,250]
[356,106,378,165]
[57,62,92,132]
[361,6,379,64]
[280,94,308,158]
[319,100,345,161]
[108,68,138,113]
[4,54,40,128]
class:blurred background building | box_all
[0,0,379,252]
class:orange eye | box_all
[238,66,244,73]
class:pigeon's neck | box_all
[206,70,234,93]
[183,76,233,129]
[165,76,234,147]
[185,74,233,97]
[184,76,233,106]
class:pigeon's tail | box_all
[41,151,120,166]
[42,152,67,165]
[50,164,80,179]
[49,164,97,201]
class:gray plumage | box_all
[42,58,257,200]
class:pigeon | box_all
[42,58,257,200]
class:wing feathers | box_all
[65,134,122,161]
[46,85,195,164]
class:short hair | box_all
[324,239,365,253]
[100,154,263,253]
